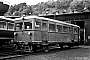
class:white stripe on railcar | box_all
[0,38,14,39]
[15,15,80,28]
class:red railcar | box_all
[14,16,80,52]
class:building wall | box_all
[85,20,90,45]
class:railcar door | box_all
[71,27,75,42]
[69,27,74,42]
[42,21,48,43]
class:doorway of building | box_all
[71,20,85,45]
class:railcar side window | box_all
[35,21,41,30]
[24,22,32,29]
[42,23,47,31]
[8,23,14,29]
[69,27,73,33]
[63,26,69,32]
[74,27,78,34]
[49,23,56,32]
[0,22,6,29]
[57,25,62,32]
[15,22,23,31]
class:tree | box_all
[6,0,90,16]
[4,11,12,16]
[83,0,90,11]
[27,6,33,14]
[70,0,90,12]
[21,9,32,15]
[19,7,23,12]
[6,2,33,16]
[19,5,33,15]
[70,0,84,12]
[13,11,21,16]
[8,5,16,14]
[56,0,73,9]
[13,2,27,11]
[45,0,56,8]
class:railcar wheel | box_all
[68,44,73,48]
[68,45,72,48]
[29,45,33,53]
[60,45,63,48]
[21,45,34,53]
[15,45,18,51]
[43,45,49,52]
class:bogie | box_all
[42,45,50,52]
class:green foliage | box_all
[45,0,56,8]
[8,5,16,14]
[5,0,90,16]
[22,9,31,15]
[56,0,73,9]
[14,3,27,11]
[4,11,12,16]
[6,2,33,16]
[70,0,90,12]
[13,11,21,16]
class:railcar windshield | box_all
[63,26,69,32]
[0,21,6,29]
[35,21,41,30]
[49,23,56,32]
[57,25,62,32]
[15,22,23,31]
[7,22,14,30]
[24,21,32,30]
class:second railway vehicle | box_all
[0,16,14,48]
[13,16,80,52]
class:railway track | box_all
[0,50,23,59]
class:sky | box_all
[0,0,50,5]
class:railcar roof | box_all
[0,16,14,21]
[15,15,80,27]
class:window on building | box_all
[24,21,32,30]
[0,21,6,29]
[49,23,56,32]
[35,21,41,30]
[57,25,62,32]
[63,26,69,32]
[15,22,23,31]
